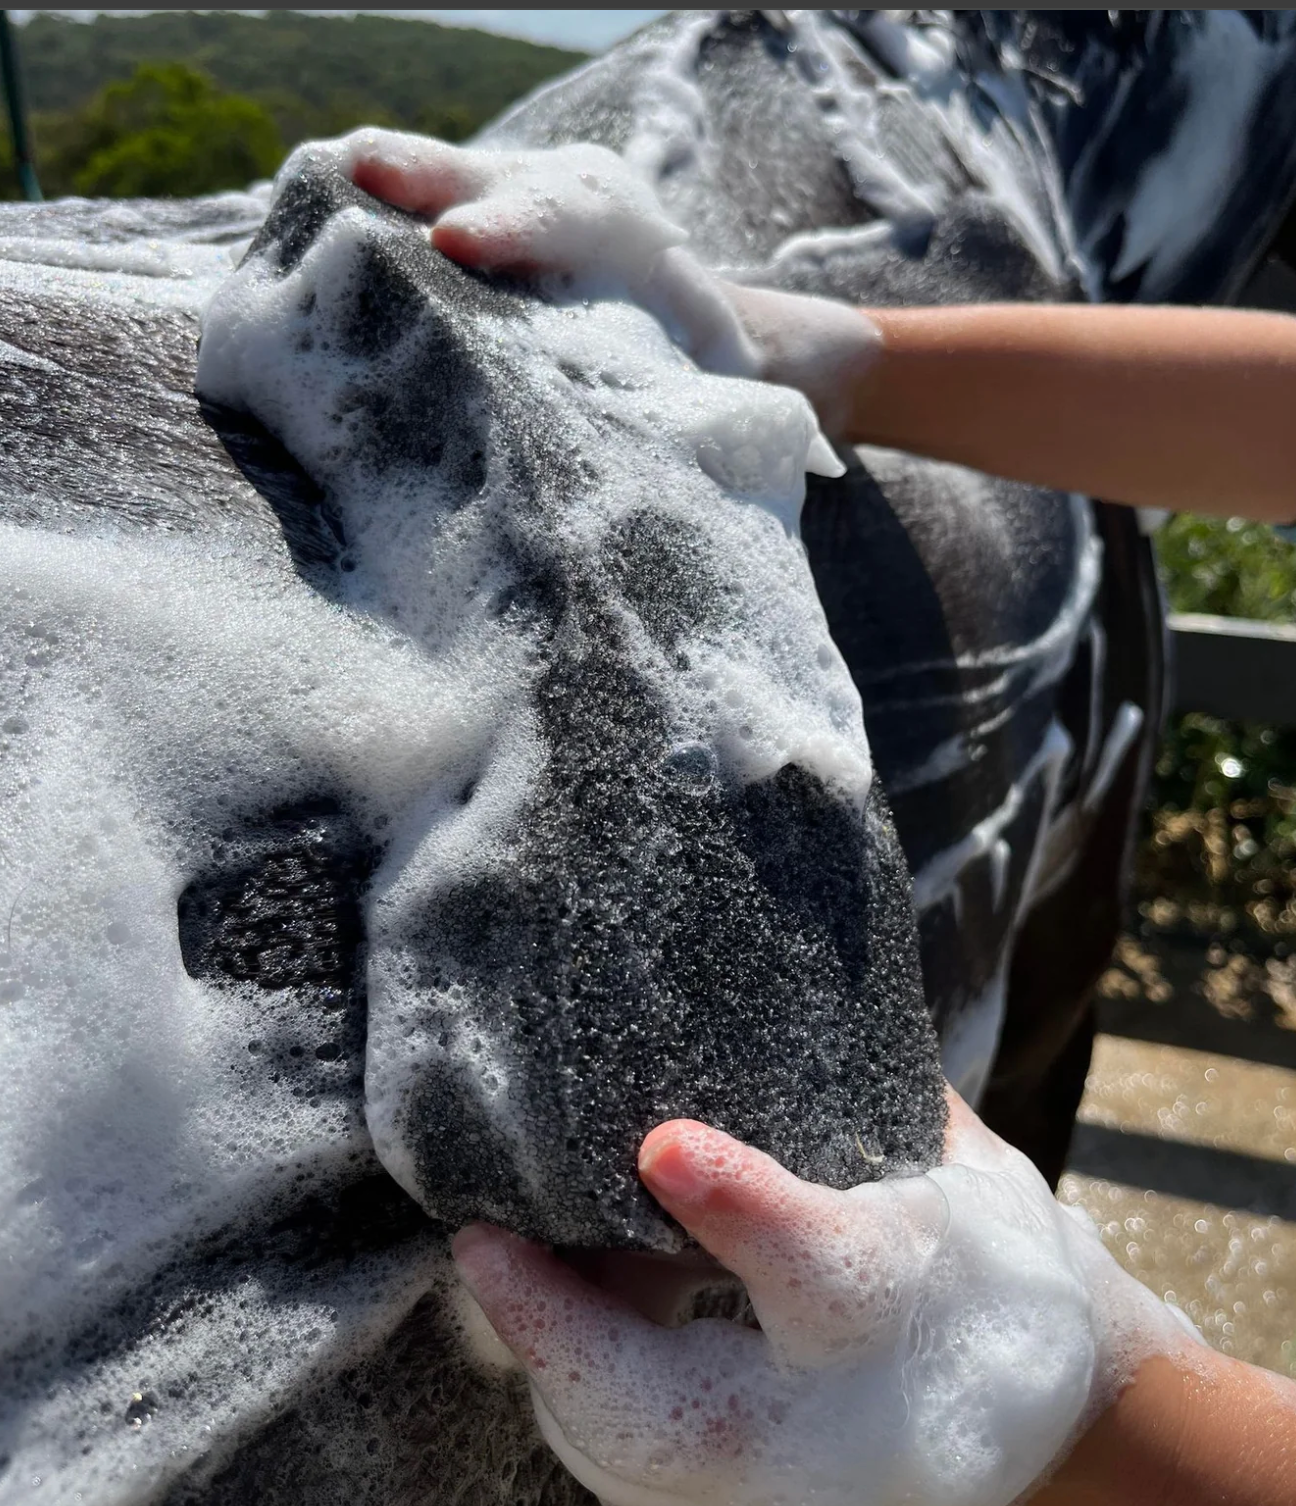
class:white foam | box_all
[0,234,234,281]
[0,239,232,315]
[1104,13,1274,290]
[9,1247,450,1506]
[623,17,716,177]
[0,95,899,1486]
[0,512,499,1496]
[0,529,481,1250]
[329,125,857,455]
[0,120,894,1488]
[197,140,869,807]
[193,142,884,1233]
[464,1119,1201,1506]
[911,719,1072,914]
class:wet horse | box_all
[3,11,1296,1505]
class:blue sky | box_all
[11,10,668,52]
[372,11,666,51]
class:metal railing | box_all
[1168,611,1296,722]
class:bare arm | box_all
[830,303,1296,524]
[734,292,1296,520]
[1036,1346,1296,1506]
[339,129,1296,526]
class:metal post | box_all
[0,11,40,201]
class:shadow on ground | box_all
[1060,927,1296,1375]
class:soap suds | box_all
[194,144,951,1255]
[2,100,947,1494]
[457,1118,1202,1506]
[197,139,872,808]
[6,9,1256,1501]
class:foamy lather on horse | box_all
[10,10,1295,1503]
[216,125,1200,1506]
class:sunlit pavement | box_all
[1060,933,1296,1376]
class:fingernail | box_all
[450,1222,495,1263]
[450,1221,528,1279]
[639,1136,710,1206]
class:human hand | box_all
[333,127,879,438]
[451,1095,1192,1506]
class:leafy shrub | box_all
[36,62,283,198]
[0,11,583,200]
[1147,516,1296,937]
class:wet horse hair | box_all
[3,11,1296,1504]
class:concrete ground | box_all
[1059,931,1296,1376]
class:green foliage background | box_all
[0,10,584,198]
[0,12,1288,937]
[1144,517,1296,939]
[37,62,283,198]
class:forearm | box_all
[834,304,1296,523]
[1036,1346,1296,1506]
[342,133,1296,525]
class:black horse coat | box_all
[3,12,1296,1505]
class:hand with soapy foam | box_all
[451,1092,1200,1506]
[342,127,880,441]
[341,127,1296,526]
[333,128,1296,1500]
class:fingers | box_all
[453,1117,1102,1506]
[941,1081,1036,1176]
[452,1222,642,1372]
[345,139,564,273]
[348,129,485,216]
[451,1222,772,1502]
[344,134,686,289]
[346,132,530,270]
[431,210,540,274]
[638,1122,932,1365]
[637,1120,829,1259]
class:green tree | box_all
[14,11,582,144]
[1158,513,1296,623]
[412,101,479,144]
[39,62,283,198]
[0,11,587,198]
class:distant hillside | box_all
[15,10,586,141]
[0,10,590,199]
